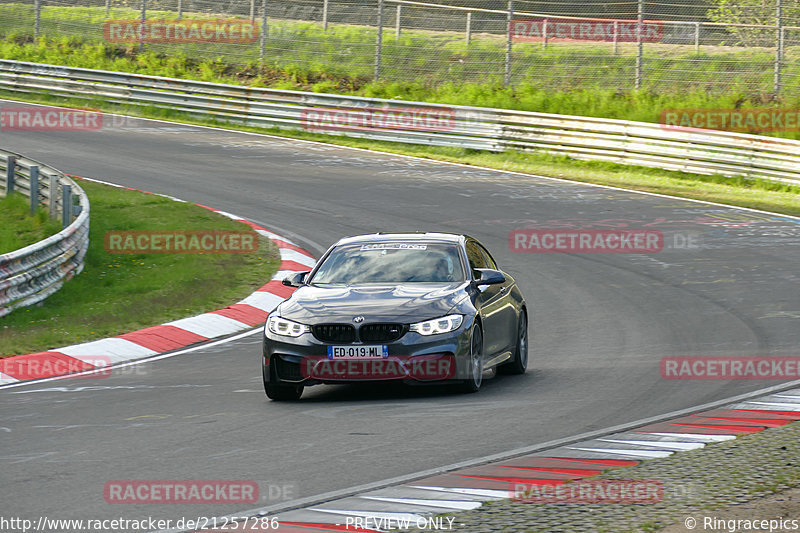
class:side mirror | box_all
[282,271,310,288]
[473,268,506,286]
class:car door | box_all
[466,240,506,359]
[476,242,518,356]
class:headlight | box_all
[266,315,310,337]
[409,314,464,336]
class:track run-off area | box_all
[2,102,800,528]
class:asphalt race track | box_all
[2,103,800,526]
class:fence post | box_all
[542,18,548,50]
[29,166,39,215]
[774,0,784,96]
[323,0,329,30]
[465,12,471,45]
[177,0,183,20]
[260,0,268,60]
[395,4,401,39]
[250,0,255,22]
[49,174,57,219]
[61,184,72,229]
[635,0,643,90]
[613,20,618,54]
[6,156,16,195]
[504,0,513,86]
[139,0,146,52]
[34,0,41,43]
[375,0,384,80]
[105,0,110,17]
[694,22,700,52]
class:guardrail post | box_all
[465,12,471,45]
[504,0,513,86]
[260,0,268,60]
[29,166,39,215]
[395,4,401,40]
[375,0,384,80]
[249,0,254,22]
[178,0,183,20]
[49,174,58,219]
[105,0,110,17]
[6,156,16,195]
[61,184,72,229]
[323,0,329,30]
[774,0,784,97]
[635,0,644,90]
[34,0,41,43]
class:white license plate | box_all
[327,345,389,359]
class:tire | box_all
[459,325,484,393]
[498,311,528,375]
[263,360,304,401]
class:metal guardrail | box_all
[0,149,90,318]
[1,59,799,185]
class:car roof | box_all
[335,232,466,246]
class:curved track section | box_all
[0,177,315,386]
[1,104,799,526]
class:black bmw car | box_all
[262,233,527,400]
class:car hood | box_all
[278,283,469,323]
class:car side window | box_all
[465,241,488,279]
[477,244,498,270]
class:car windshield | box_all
[310,242,466,284]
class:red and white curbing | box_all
[256,389,800,532]
[0,177,316,386]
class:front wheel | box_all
[265,382,304,401]
[498,311,527,375]
[263,361,304,401]
[459,325,484,393]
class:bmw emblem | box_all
[353,316,365,323]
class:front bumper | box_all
[263,326,473,386]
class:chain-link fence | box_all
[1,0,798,94]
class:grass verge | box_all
[1,24,800,140]
[0,192,62,254]
[0,179,280,356]
[1,4,799,97]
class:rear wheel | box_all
[498,311,527,375]
[459,325,484,393]
[263,360,304,401]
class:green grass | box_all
[0,179,280,356]
[1,3,800,137]
[0,192,62,254]
[0,35,798,141]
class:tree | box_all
[707,0,799,47]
